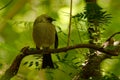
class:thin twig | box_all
[0,0,13,10]
[67,0,73,47]
[106,32,120,41]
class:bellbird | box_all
[33,14,58,68]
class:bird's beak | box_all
[48,17,56,21]
[52,18,56,21]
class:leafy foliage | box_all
[0,0,120,80]
[72,3,112,26]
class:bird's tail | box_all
[36,46,54,68]
[42,52,54,68]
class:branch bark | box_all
[24,44,118,56]
[0,43,119,80]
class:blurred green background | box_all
[0,0,120,80]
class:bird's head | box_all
[34,14,55,23]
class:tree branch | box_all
[24,44,118,56]
[0,43,119,80]
[0,54,25,80]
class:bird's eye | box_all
[47,17,53,21]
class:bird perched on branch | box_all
[33,14,58,68]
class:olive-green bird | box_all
[33,14,58,68]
